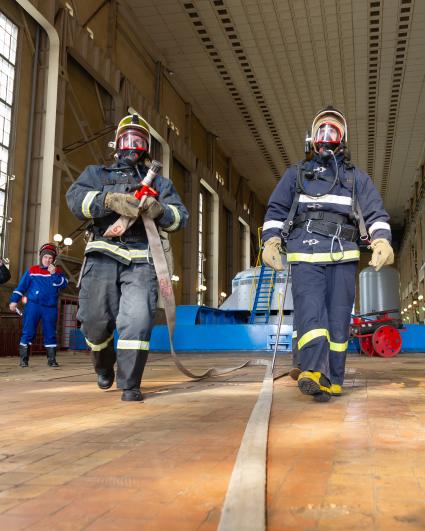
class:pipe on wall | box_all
[18,25,40,277]
[15,0,60,250]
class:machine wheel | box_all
[359,336,374,357]
[372,325,402,357]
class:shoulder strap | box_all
[348,165,368,241]
[281,163,303,241]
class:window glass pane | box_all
[0,11,17,245]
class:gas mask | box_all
[116,129,149,166]
[313,123,343,161]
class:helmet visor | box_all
[117,129,149,152]
[314,123,342,145]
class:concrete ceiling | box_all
[125,0,425,227]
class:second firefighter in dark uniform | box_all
[262,107,394,401]
[66,114,188,401]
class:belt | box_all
[91,231,143,244]
[293,216,359,242]
[294,211,350,225]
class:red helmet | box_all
[39,243,58,260]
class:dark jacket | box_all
[0,263,10,284]
[66,161,189,264]
[262,154,391,264]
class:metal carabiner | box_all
[330,225,344,262]
[306,219,313,234]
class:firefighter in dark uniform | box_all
[66,114,188,401]
[262,107,394,401]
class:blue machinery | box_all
[68,262,425,353]
[150,264,293,352]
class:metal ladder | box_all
[249,264,276,324]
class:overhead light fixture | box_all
[199,285,207,292]
[53,233,63,243]
[220,291,227,298]
[419,295,424,301]
[63,237,73,246]
[408,304,412,309]
[171,275,180,282]
[413,300,418,305]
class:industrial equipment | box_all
[351,308,403,357]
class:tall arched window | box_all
[0,11,18,253]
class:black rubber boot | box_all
[97,369,115,390]
[19,344,29,368]
[46,347,59,367]
[121,388,143,402]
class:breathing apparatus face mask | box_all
[313,123,343,161]
[116,129,149,166]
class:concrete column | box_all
[183,171,200,304]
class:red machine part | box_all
[372,325,402,358]
[359,335,375,357]
[351,310,403,358]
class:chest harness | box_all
[280,157,368,261]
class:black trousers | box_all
[78,254,158,389]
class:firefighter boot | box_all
[330,384,342,396]
[121,388,143,402]
[19,344,29,368]
[46,347,59,367]
[97,370,115,390]
[298,371,332,402]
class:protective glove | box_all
[139,196,164,219]
[369,238,394,272]
[104,192,140,218]
[262,236,284,271]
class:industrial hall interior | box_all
[1,0,425,529]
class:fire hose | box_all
[141,210,292,530]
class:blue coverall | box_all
[10,265,68,347]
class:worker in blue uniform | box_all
[66,114,188,402]
[9,243,68,368]
[262,107,394,401]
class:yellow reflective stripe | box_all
[82,191,100,218]
[86,241,131,260]
[128,249,150,259]
[86,241,150,261]
[287,250,360,263]
[298,328,329,350]
[329,340,348,352]
[85,334,113,352]
[164,204,181,232]
[117,339,149,350]
[292,330,297,338]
